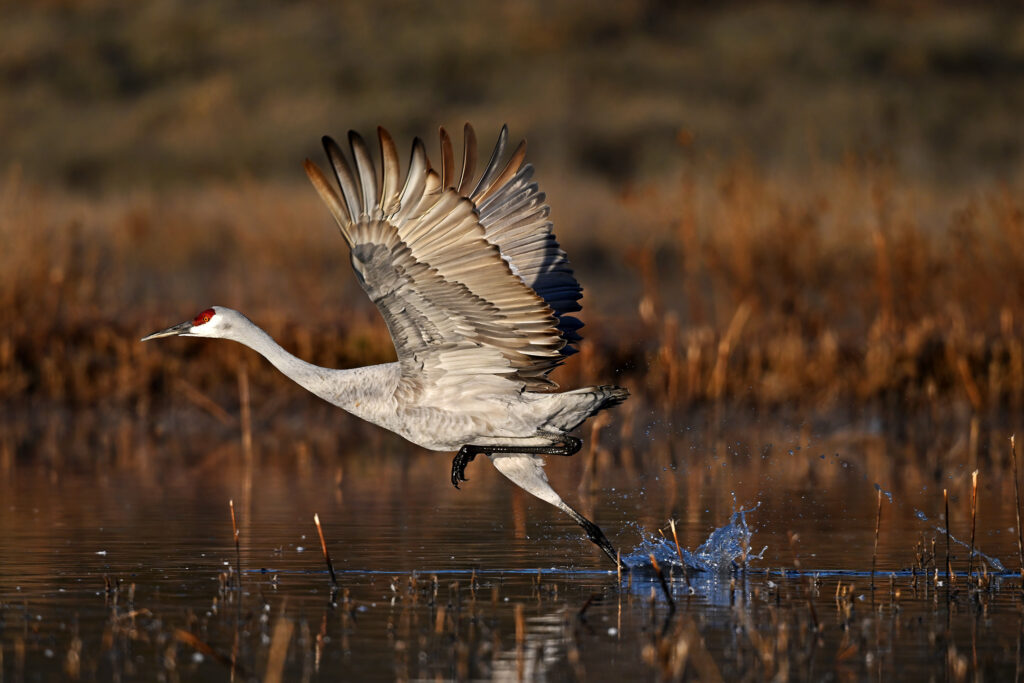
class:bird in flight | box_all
[143,125,628,567]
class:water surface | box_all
[2,416,1022,680]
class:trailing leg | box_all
[488,452,626,571]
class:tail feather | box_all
[595,384,629,409]
[547,384,629,432]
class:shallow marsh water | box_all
[2,413,1023,681]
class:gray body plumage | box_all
[209,307,624,453]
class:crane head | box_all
[141,306,228,341]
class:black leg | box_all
[468,437,583,458]
[562,503,626,571]
[451,437,584,489]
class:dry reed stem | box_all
[313,513,337,587]
[872,488,882,590]
[649,553,675,612]
[871,223,893,335]
[969,417,980,471]
[708,300,752,400]
[237,366,253,467]
[576,593,600,620]
[968,470,979,581]
[231,629,240,683]
[174,378,236,426]
[944,488,953,586]
[434,605,447,634]
[681,616,725,683]
[514,603,525,682]
[229,499,241,589]
[669,519,691,588]
[1012,435,1024,581]
[175,628,248,678]
[263,617,295,683]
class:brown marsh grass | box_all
[2,155,1023,472]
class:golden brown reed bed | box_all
[627,160,1024,418]
[1,157,1023,469]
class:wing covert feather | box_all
[306,127,571,403]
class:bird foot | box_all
[451,446,480,489]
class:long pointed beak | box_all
[140,320,192,341]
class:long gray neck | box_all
[226,318,395,420]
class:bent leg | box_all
[451,437,583,489]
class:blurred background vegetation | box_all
[3,0,1024,469]
[4,0,1024,189]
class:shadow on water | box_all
[2,407,1024,679]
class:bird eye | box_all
[193,308,216,326]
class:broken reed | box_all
[945,489,953,586]
[175,628,249,679]
[669,519,690,589]
[968,470,978,581]
[872,488,881,589]
[648,553,675,612]
[229,499,241,589]
[313,513,338,587]
[1011,435,1024,584]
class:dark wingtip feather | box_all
[439,126,455,189]
[347,129,367,148]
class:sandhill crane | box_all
[143,125,629,567]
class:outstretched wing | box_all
[304,127,568,404]
[437,125,584,353]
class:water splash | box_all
[913,509,1006,572]
[623,504,764,574]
